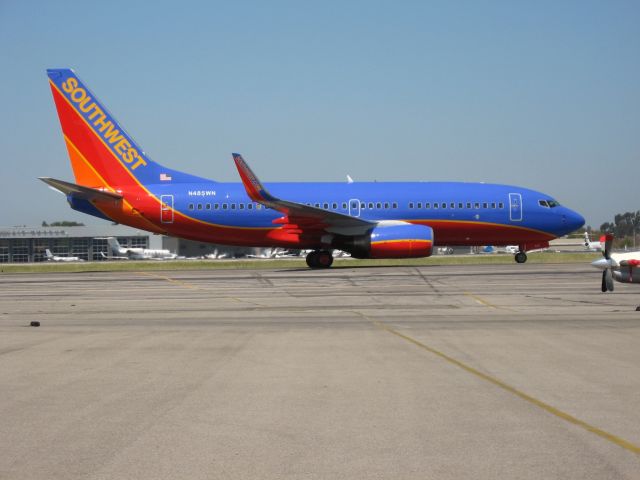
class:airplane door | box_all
[160,195,174,223]
[509,193,523,222]
[348,198,361,217]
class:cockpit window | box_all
[539,200,549,207]
[547,200,560,208]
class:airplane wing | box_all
[232,154,375,235]
[39,177,123,202]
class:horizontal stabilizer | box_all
[39,177,123,201]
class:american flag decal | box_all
[160,173,172,181]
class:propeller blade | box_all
[601,270,607,292]
[605,268,614,292]
[603,234,613,260]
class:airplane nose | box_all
[564,209,585,232]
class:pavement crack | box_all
[413,267,443,295]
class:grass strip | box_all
[0,252,600,274]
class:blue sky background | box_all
[1,0,638,229]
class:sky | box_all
[0,0,638,229]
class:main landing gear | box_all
[514,251,527,264]
[306,250,334,269]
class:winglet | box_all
[232,153,276,203]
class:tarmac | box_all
[1,263,639,479]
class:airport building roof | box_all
[0,225,153,239]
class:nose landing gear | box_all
[306,250,334,269]
[514,251,527,264]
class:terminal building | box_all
[0,225,256,262]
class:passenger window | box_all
[409,202,414,209]
[417,202,422,208]
[450,202,455,209]
[441,203,447,209]
[361,203,366,210]
[248,203,253,210]
[458,203,463,209]
[342,202,347,209]
[466,202,471,209]
[256,204,262,210]
[188,203,194,210]
[384,202,389,209]
[434,203,439,209]
[376,202,382,209]
[483,202,488,209]
[474,203,480,209]
[231,204,236,210]
[222,203,228,210]
[332,203,337,209]
[214,203,219,210]
[205,203,211,210]
[239,204,244,210]
[323,203,329,209]
[368,202,374,209]
[491,202,496,209]
[392,202,398,209]
[498,202,504,209]
[425,203,431,209]
[314,203,320,208]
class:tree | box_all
[600,210,640,240]
[600,221,614,234]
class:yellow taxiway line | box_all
[371,319,640,456]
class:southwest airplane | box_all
[41,69,585,268]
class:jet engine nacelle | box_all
[338,223,434,259]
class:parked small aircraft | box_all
[592,234,640,310]
[584,232,603,252]
[106,237,177,260]
[45,249,83,262]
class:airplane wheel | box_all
[515,252,527,264]
[317,250,334,268]
[306,252,318,268]
[306,250,333,269]
[306,251,318,268]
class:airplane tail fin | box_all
[45,249,53,258]
[46,69,207,190]
[106,237,121,254]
